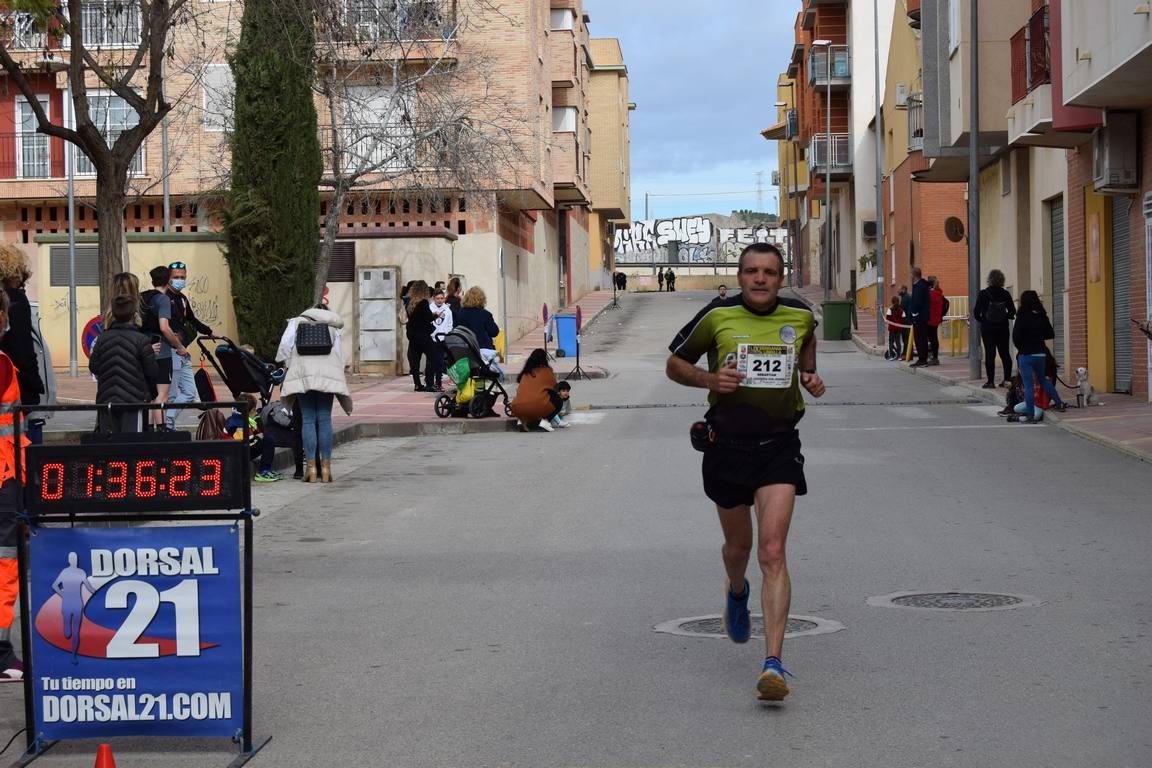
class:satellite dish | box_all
[944,217,966,243]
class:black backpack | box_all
[139,289,162,335]
[295,320,333,356]
[985,300,1008,324]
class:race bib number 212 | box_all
[736,344,794,388]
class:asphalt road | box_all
[3,290,1150,768]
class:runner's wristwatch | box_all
[800,368,817,374]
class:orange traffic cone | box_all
[94,743,117,768]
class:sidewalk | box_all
[45,290,620,442]
[789,285,1152,465]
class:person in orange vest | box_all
[0,290,29,681]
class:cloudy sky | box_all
[582,0,797,221]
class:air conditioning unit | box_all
[1093,111,1139,195]
[862,220,878,239]
[895,83,908,109]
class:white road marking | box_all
[827,424,1038,431]
[886,406,934,419]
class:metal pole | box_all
[874,0,886,347]
[791,135,802,287]
[66,103,78,377]
[823,47,832,302]
[644,191,649,220]
[161,58,171,233]
[968,0,982,380]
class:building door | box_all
[358,266,398,365]
[1049,196,1065,367]
[1111,197,1132,393]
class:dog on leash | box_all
[1075,367,1101,407]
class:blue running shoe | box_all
[756,656,792,701]
[723,579,751,643]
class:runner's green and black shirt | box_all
[669,296,818,436]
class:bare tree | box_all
[0,0,203,305]
[309,0,526,302]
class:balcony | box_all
[322,121,470,175]
[808,133,852,179]
[906,0,921,29]
[550,28,578,88]
[1010,7,1049,105]
[3,1,139,51]
[808,45,851,89]
[0,132,61,179]
[333,0,456,47]
[906,93,924,151]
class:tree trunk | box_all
[94,164,128,311]
[313,185,347,305]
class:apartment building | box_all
[880,0,967,301]
[1059,0,1151,400]
[0,0,629,370]
[786,0,853,297]
[586,37,633,291]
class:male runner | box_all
[666,242,825,701]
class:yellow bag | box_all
[456,377,475,405]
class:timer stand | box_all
[12,403,271,766]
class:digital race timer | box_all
[24,441,248,514]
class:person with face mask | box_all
[0,290,29,681]
[163,261,212,430]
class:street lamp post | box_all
[873,0,886,349]
[773,98,796,288]
[813,39,832,302]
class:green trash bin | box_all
[821,300,854,341]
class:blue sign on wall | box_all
[28,525,243,740]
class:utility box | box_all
[358,267,398,368]
[821,300,854,341]
[554,312,579,357]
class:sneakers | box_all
[1,656,23,682]
[723,579,751,644]
[927,357,940,366]
[1052,402,1067,412]
[756,656,792,701]
[982,381,996,389]
[253,470,281,483]
[538,420,555,432]
[551,416,570,428]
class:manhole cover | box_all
[653,614,843,640]
[868,591,1041,612]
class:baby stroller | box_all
[433,326,512,419]
[195,336,287,456]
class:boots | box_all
[303,461,317,483]
[319,459,333,483]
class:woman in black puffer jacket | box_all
[973,269,1017,388]
[89,295,159,433]
[1011,290,1067,423]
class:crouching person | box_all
[510,349,572,432]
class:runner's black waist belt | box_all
[710,430,797,447]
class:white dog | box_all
[1075,367,1101,406]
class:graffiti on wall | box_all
[718,225,788,263]
[614,217,717,264]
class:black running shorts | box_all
[701,432,807,509]
[156,357,173,385]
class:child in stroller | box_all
[433,326,512,419]
[196,337,298,479]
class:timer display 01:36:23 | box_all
[39,459,224,501]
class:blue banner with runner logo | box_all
[28,525,243,739]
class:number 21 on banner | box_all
[105,580,201,658]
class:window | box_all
[550,9,575,31]
[16,97,51,179]
[949,0,961,55]
[202,64,234,133]
[342,0,446,40]
[552,106,577,133]
[74,92,144,176]
[80,0,141,47]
